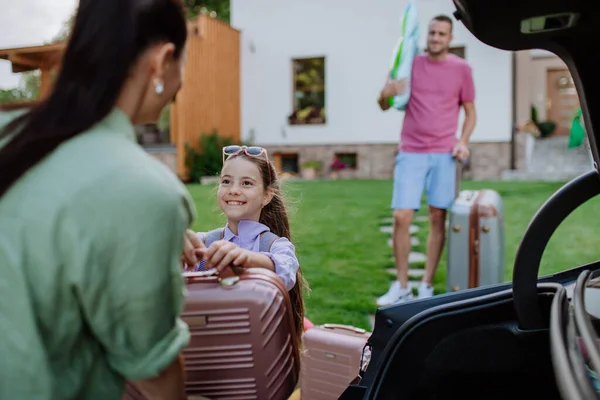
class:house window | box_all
[335,153,357,170]
[282,154,299,173]
[449,46,465,58]
[289,57,326,125]
[274,152,299,174]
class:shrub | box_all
[185,130,233,182]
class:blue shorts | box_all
[391,152,456,211]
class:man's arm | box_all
[457,63,476,145]
[458,101,476,144]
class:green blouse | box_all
[0,108,195,399]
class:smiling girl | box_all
[194,145,307,341]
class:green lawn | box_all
[187,179,600,331]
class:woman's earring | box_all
[154,79,164,95]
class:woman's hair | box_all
[0,0,187,198]
[224,153,308,351]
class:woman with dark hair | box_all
[0,0,197,399]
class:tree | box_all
[0,3,231,106]
[50,2,229,44]
[0,71,41,104]
[8,10,77,104]
[50,10,76,43]
[184,0,230,22]
[20,71,41,99]
[0,88,28,103]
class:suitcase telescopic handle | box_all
[323,323,367,334]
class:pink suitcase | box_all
[300,324,371,400]
[121,382,145,399]
[181,267,299,399]
[123,267,299,400]
[122,382,210,400]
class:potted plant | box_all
[300,160,322,180]
[288,106,326,125]
[530,105,557,138]
[329,158,347,180]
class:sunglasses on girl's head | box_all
[222,145,272,182]
[222,145,268,163]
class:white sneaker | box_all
[418,282,434,299]
[376,281,413,306]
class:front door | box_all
[546,68,580,135]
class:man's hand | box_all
[378,78,407,111]
[182,229,205,269]
[381,78,407,98]
[452,141,470,162]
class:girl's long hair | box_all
[225,153,308,355]
[0,0,187,198]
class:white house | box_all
[230,0,569,179]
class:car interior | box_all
[550,269,600,399]
[340,0,600,398]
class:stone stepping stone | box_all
[409,252,426,264]
[379,224,419,234]
[386,268,425,278]
[388,252,426,264]
[384,225,420,234]
[379,225,393,234]
[387,237,421,247]
[380,217,394,224]
[380,278,421,289]
[409,268,425,277]
[368,314,375,330]
[390,251,427,264]
[414,215,429,223]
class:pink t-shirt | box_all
[400,54,475,153]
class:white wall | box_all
[231,0,512,146]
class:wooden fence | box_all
[171,15,241,180]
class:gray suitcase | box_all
[446,189,505,293]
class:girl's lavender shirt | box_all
[196,219,299,290]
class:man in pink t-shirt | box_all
[376,14,477,306]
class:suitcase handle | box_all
[183,266,244,288]
[323,323,367,334]
[184,269,220,277]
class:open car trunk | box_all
[453,0,600,165]
[340,1,600,399]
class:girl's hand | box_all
[200,240,253,273]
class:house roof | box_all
[0,43,65,73]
